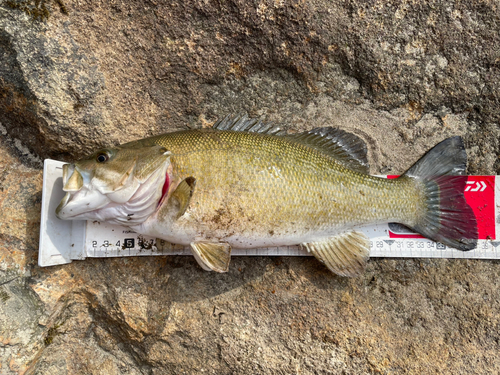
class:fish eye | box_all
[96,152,109,163]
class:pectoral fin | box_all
[171,177,196,218]
[190,241,232,273]
[161,177,196,220]
[302,231,370,277]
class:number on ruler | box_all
[124,238,135,248]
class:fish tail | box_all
[401,136,478,250]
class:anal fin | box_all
[302,231,370,277]
[190,241,232,273]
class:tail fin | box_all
[402,136,478,250]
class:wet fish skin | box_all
[130,129,422,246]
[56,116,478,276]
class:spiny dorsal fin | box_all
[285,127,369,174]
[212,114,287,135]
[302,231,370,277]
[190,241,232,272]
[213,115,368,173]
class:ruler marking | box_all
[39,160,500,265]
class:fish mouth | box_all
[55,187,111,220]
[55,192,70,219]
[55,161,171,225]
[61,163,84,192]
[55,163,114,220]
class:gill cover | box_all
[56,145,171,225]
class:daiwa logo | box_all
[465,180,487,192]
[463,176,495,240]
[388,175,495,240]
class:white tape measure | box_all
[39,160,500,267]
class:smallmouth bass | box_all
[56,115,478,276]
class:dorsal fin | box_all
[284,127,369,174]
[212,115,368,173]
[212,114,287,135]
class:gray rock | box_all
[1,0,500,374]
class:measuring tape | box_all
[39,160,499,267]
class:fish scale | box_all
[128,129,421,244]
[56,116,478,276]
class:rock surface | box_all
[1,0,500,373]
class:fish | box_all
[56,115,478,276]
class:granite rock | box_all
[1,0,500,374]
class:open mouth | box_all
[56,163,112,219]
[56,188,111,220]
[56,160,171,224]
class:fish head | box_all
[56,144,171,225]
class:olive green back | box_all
[124,129,418,236]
